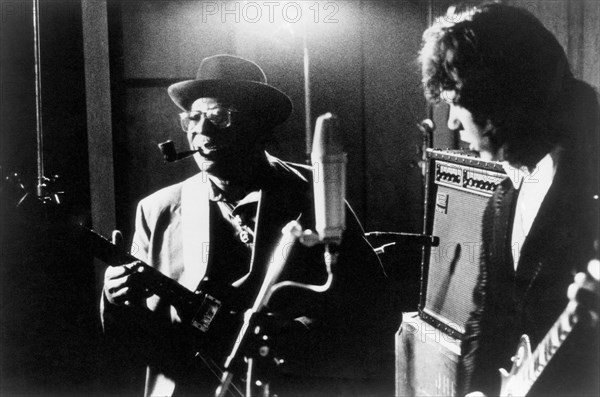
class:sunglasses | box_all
[179,105,239,131]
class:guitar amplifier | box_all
[396,312,461,397]
[419,149,506,338]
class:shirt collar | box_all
[205,155,274,202]
[207,177,261,209]
[207,179,226,202]
[502,152,557,189]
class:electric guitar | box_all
[60,206,295,397]
[84,224,251,389]
[83,224,240,332]
[1,170,245,378]
[3,170,299,396]
[499,270,599,397]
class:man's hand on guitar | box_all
[103,230,153,307]
[104,261,153,307]
[567,258,600,326]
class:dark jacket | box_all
[460,79,600,397]
[460,149,599,397]
[102,153,397,396]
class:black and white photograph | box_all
[1,1,598,396]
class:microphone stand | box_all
[33,0,46,199]
[10,0,65,213]
[216,221,302,397]
[303,15,312,165]
[217,112,345,396]
[215,224,338,397]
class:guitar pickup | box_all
[191,293,222,333]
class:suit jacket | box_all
[101,153,395,396]
[459,148,599,396]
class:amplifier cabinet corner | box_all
[396,312,461,397]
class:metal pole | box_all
[303,20,312,164]
[33,0,45,197]
[426,0,434,126]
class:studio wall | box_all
[510,0,600,92]
[108,0,429,240]
[2,0,598,395]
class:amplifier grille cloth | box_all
[424,185,488,332]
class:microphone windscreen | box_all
[311,113,346,244]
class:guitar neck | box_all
[74,223,137,265]
[75,223,199,310]
[523,303,578,392]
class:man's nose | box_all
[446,105,461,131]
[190,115,214,136]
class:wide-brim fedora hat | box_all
[168,54,293,129]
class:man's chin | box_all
[193,152,236,175]
[193,148,262,176]
[478,151,495,161]
[193,154,217,173]
[200,150,218,159]
[471,143,498,162]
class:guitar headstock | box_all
[567,258,600,327]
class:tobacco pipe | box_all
[158,140,199,162]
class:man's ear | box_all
[495,146,506,163]
[483,119,495,135]
[481,120,504,161]
[480,119,496,143]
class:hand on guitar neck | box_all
[104,261,154,307]
[103,230,155,307]
[101,229,239,344]
[102,229,226,323]
[466,259,600,397]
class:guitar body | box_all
[3,172,297,395]
[498,297,588,396]
[188,279,246,368]
[499,334,533,397]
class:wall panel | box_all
[363,0,428,232]
[112,1,428,234]
[509,0,599,90]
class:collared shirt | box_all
[195,180,260,287]
[207,179,260,248]
[503,153,558,269]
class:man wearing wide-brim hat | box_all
[101,54,394,397]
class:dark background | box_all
[1,0,598,395]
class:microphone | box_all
[311,113,346,245]
[416,119,435,178]
[158,140,199,162]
